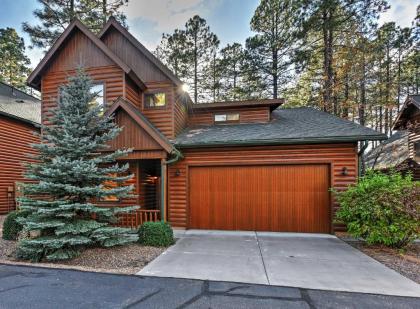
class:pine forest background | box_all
[1,0,419,151]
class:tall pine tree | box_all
[23,0,128,49]
[17,70,138,262]
[0,28,31,90]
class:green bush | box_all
[335,171,419,248]
[2,211,27,240]
[138,221,174,247]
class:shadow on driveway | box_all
[0,264,419,308]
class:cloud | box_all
[122,0,222,33]
[379,0,418,28]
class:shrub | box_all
[334,171,419,248]
[138,221,174,247]
[2,211,28,240]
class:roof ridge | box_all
[0,82,40,101]
[27,19,145,91]
[98,17,183,87]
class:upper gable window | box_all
[145,92,166,108]
[214,113,240,123]
[90,83,105,108]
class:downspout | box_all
[160,147,183,222]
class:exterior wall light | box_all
[341,167,348,176]
[175,169,181,177]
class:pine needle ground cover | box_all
[0,215,167,274]
[15,70,140,262]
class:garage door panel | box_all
[189,164,330,233]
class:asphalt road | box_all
[0,264,418,309]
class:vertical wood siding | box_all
[167,143,358,232]
[101,28,170,82]
[45,29,115,73]
[0,116,39,214]
[109,110,163,151]
[188,106,270,126]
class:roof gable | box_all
[99,17,182,87]
[393,95,420,130]
[105,97,174,153]
[27,19,145,91]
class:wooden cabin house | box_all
[366,95,420,180]
[27,18,386,233]
[0,82,40,214]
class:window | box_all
[144,92,166,108]
[214,113,240,123]
[90,83,105,108]
[415,141,420,163]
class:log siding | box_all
[0,115,39,214]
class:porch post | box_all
[160,159,167,222]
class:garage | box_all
[188,164,331,233]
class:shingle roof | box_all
[174,107,386,147]
[409,95,420,109]
[0,82,41,125]
[364,131,409,170]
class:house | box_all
[0,82,40,214]
[27,18,386,233]
[366,95,420,180]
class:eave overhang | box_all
[27,19,146,91]
[175,134,387,149]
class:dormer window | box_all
[214,113,240,123]
[145,92,166,108]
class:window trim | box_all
[214,112,240,124]
[143,90,168,109]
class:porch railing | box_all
[115,209,161,229]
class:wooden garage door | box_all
[189,164,330,233]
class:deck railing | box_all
[115,209,161,229]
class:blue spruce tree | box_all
[17,69,138,261]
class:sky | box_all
[0,0,418,69]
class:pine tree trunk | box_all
[102,0,107,26]
[359,50,366,126]
[272,48,278,99]
[322,9,334,113]
[342,72,349,119]
[70,0,75,22]
[194,34,198,104]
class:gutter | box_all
[174,134,388,149]
[164,147,183,165]
[0,110,41,128]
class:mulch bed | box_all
[337,233,420,284]
[0,215,166,274]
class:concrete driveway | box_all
[138,230,420,297]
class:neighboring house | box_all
[27,18,385,234]
[366,95,420,180]
[0,82,40,214]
